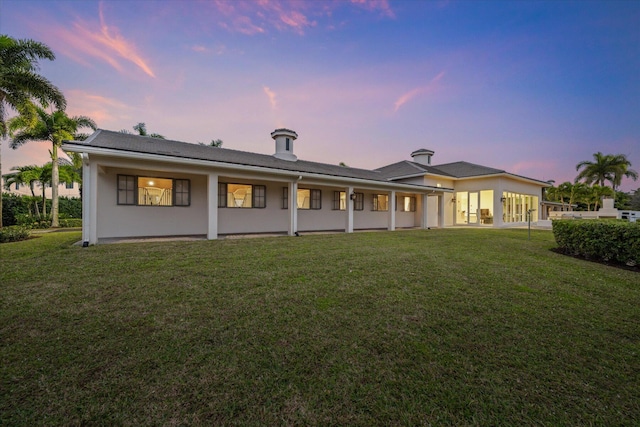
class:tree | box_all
[584,185,614,211]
[8,108,96,227]
[121,122,165,139]
[3,164,42,216]
[630,189,640,210]
[0,34,66,227]
[198,139,223,147]
[576,152,638,192]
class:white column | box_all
[388,190,396,231]
[289,181,298,236]
[346,186,354,233]
[421,193,429,229]
[82,154,98,245]
[207,173,218,240]
[438,195,445,228]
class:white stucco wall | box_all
[97,167,208,239]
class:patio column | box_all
[345,186,354,233]
[82,154,98,245]
[420,193,429,229]
[388,190,396,231]
[289,180,298,236]
[207,173,218,240]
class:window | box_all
[218,183,266,208]
[174,179,190,206]
[282,187,288,209]
[354,192,364,211]
[286,138,290,151]
[118,175,136,205]
[333,191,346,210]
[297,189,321,209]
[14,183,20,190]
[372,194,388,211]
[398,196,416,212]
[65,182,74,189]
[117,175,190,206]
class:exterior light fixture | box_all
[500,196,507,202]
[350,193,357,200]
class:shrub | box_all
[59,218,82,228]
[553,219,640,266]
[0,226,31,244]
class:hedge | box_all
[0,226,31,244]
[552,219,640,266]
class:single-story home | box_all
[62,128,549,245]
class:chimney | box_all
[411,148,434,165]
[271,128,298,161]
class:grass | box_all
[1,228,638,426]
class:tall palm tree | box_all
[609,154,638,191]
[0,34,66,227]
[8,108,96,227]
[576,152,637,191]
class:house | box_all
[61,129,549,245]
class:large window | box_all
[372,194,389,211]
[503,192,538,223]
[297,189,321,210]
[398,196,416,212]
[218,183,266,208]
[117,175,190,206]
[333,191,346,210]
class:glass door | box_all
[468,192,479,224]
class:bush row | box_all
[2,193,82,226]
[0,226,31,244]
[552,219,640,266]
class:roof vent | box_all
[271,128,298,161]
[411,148,434,166]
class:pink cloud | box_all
[263,86,278,109]
[45,2,155,78]
[394,71,445,112]
[213,0,390,35]
[350,0,395,18]
[65,90,132,127]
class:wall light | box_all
[500,196,507,202]
[350,193,357,200]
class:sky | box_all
[1,0,639,191]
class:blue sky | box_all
[2,0,639,191]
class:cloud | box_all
[394,71,445,112]
[65,90,132,126]
[46,1,155,78]
[350,0,396,19]
[213,0,391,35]
[263,86,278,109]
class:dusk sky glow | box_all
[2,0,639,191]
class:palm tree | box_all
[0,34,66,227]
[121,122,165,139]
[576,152,638,191]
[609,154,638,191]
[3,164,42,216]
[8,108,96,227]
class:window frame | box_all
[117,174,191,207]
[372,194,389,211]
[218,183,267,209]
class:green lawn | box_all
[1,229,638,426]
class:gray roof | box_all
[377,159,548,185]
[64,129,390,182]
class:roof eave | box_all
[62,142,453,193]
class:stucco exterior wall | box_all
[97,167,208,239]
